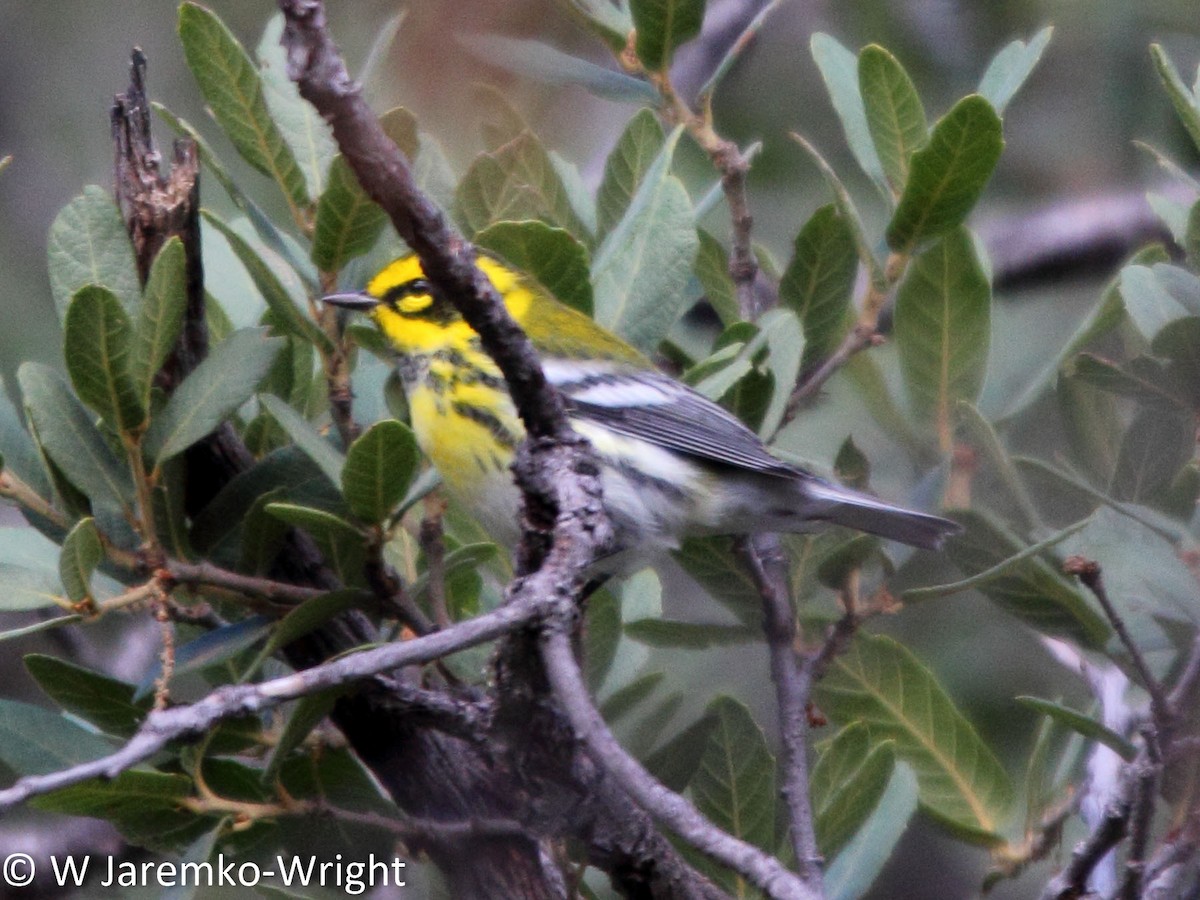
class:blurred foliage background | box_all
[0,1,1198,897]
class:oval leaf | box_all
[476,220,594,315]
[859,44,928,193]
[133,238,188,408]
[64,285,145,434]
[146,328,284,466]
[780,204,857,370]
[815,633,1013,843]
[886,95,1003,253]
[342,419,419,523]
[592,128,699,352]
[47,186,140,321]
[18,362,133,510]
[58,517,103,603]
[894,228,990,441]
[598,109,666,238]
[811,33,888,193]
[178,2,309,210]
[631,0,705,71]
[687,696,776,893]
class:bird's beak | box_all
[321,291,379,311]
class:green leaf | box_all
[894,228,990,435]
[886,96,1003,253]
[1112,407,1195,503]
[693,230,739,326]
[554,0,634,55]
[178,2,309,210]
[263,688,344,783]
[823,763,918,900]
[457,132,589,239]
[58,517,103,603]
[592,127,699,352]
[758,307,805,439]
[18,363,133,509]
[476,221,594,315]
[789,133,885,289]
[250,589,368,676]
[1000,244,1167,421]
[631,0,705,71]
[978,27,1053,115]
[816,633,1012,842]
[312,155,389,272]
[644,711,719,792]
[342,420,418,523]
[780,204,856,370]
[0,699,115,775]
[359,10,407,100]
[31,770,202,854]
[133,239,188,409]
[673,537,759,626]
[813,726,897,860]
[600,671,665,723]
[938,509,1112,648]
[24,655,149,739]
[310,107,416,273]
[810,33,888,192]
[1150,44,1200,156]
[458,34,658,105]
[688,696,775,893]
[0,375,50,499]
[859,45,928,193]
[0,561,63,611]
[411,542,499,609]
[256,13,337,199]
[63,285,145,434]
[1015,697,1136,761]
[598,109,666,238]
[1154,316,1200,407]
[624,619,757,647]
[834,435,871,490]
[266,502,362,542]
[259,393,346,487]
[201,211,331,352]
[46,186,140,321]
[136,616,274,700]
[584,587,621,691]
[145,328,284,466]
[1119,264,1193,342]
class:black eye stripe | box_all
[382,279,433,309]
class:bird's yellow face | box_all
[363,255,534,356]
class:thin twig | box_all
[539,627,818,900]
[1119,728,1161,900]
[0,595,542,811]
[1167,630,1200,716]
[736,534,823,887]
[1040,772,1132,900]
[1063,557,1172,729]
[167,559,324,604]
[419,501,450,630]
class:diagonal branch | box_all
[0,596,543,811]
[541,627,818,900]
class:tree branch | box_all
[0,596,541,811]
[737,534,823,886]
[540,627,817,900]
[1063,557,1172,729]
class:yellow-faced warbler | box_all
[324,253,960,565]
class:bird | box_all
[323,252,960,568]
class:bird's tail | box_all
[799,480,962,551]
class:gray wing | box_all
[547,363,796,476]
